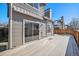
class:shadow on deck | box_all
[65,36,79,56]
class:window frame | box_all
[27,3,39,9]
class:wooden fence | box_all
[54,29,79,45]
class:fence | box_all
[54,29,79,45]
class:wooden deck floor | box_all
[0,34,79,56]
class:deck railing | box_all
[54,29,79,45]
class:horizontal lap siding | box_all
[39,23,47,39]
[41,23,47,37]
[12,11,23,48]
[47,22,53,36]
[12,6,48,48]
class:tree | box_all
[68,18,79,30]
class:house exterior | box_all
[8,3,53,49]
[54,16,64,29]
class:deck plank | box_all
[0,34,79,56]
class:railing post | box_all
[75,31,79,45]
[77,32,79,45]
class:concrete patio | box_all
[0,34,79,56]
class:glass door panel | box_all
[25,22,39,42]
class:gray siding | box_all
[12,10,47,48]
[10,3,53,48]
[12,11,23,48]
[47,21,53,36]
[39,23,47,39]
[13,3,42,17]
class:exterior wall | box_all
[44,8,52,19]
[12,10,47,48]
[9,3,53,48]
[43,18,53,37]
[39,21,47,39]
[47,21,53,36]
[24,19,40,42]
[12,11,23,48]
[54,20,62,29]
[13,3,42,17]
[41,23,47,37]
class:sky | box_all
[46,3,79,25]
[0,3,8,24]
[0,3,79,25]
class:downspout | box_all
[8,3,12,49]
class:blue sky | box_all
[0,3,8,24]
[0,3,79,25]
[46,3,79,24]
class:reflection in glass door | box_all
[25,22,39,42]
[33,23,39,40]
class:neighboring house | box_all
[64,25,68,29]
[7,3,53,49]
[64,25,71,29]
[54,16,64,29]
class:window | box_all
[33,3,39,9]
[28,3,33,7]
[28,3,39,9]
[33,23,39,35]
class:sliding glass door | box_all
[25,22,32,37]
[25,22,39,42]
[33,23,39,36]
